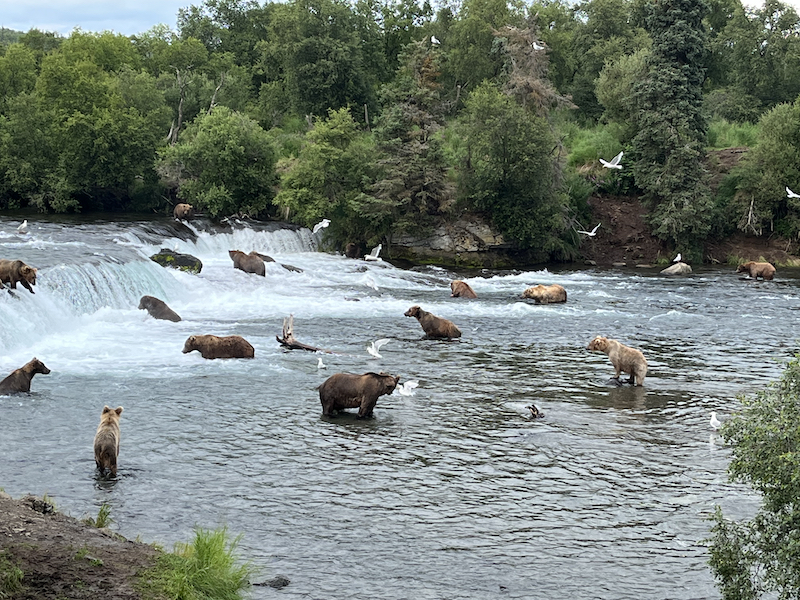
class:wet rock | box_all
[612,262,627,267]
[254,575,291,589]
[660,262,692,275]
[150,249,203,274]
[584,259,597,266]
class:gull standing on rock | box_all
[600,151,623,169]
[673,253,681,263]
[317,356,327,369]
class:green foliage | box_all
[706,118,758,150]
[709,354,800,599]
[157,106,277,218]
[563,121,625,168]
[0,551,24,600]
[83,502,114,529]
[595,48,650,129]
[704,87,763,124]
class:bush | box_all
[707,118,759,150]
[564,122,625,168]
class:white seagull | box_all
[431,35,440,45]
[367,338,390,358]
[397,380,419,396]
[532,41,545,50]
[709,412,721,430]
[364,244,383,262]
[599,151,624,169]
[312,218,330,234]
[787,187,800,198]
[577,223,601,237]
[673,253,682,263]
[317,356,327,369]
[17,220,28,234]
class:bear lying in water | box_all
[404,305,462,339]
[318,372,400,417]
[522,284,567,304]
[182,334,255,359]
[0,358,50,394]
[94,405,123,477]
[587,336,648,386]
[0,259,37,294]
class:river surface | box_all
[0,215,795,599]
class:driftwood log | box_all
[276,315,329,352]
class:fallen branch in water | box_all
[276,315,330,353]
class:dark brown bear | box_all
[93,405,123,476]
[404,305,462,339]
[736,261,776,281]
[182,334,255,359]
[138,295,181,322]
[318,372,400,417]
[0,259,37,294]
[0,358,50,394]
[228,250,266,276]
[450,280,478,298]
[345,243,361,259]
[173,203,195,220]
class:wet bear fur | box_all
[228,250,266,276]
[173,203,195,219]
[737,261,776,281]
[0,358,50,394]
[94,405,123,476]
[345,243,361,259]
[450,280,478,298]
[318,372,400,417]
[0,259,37,294]
[138,295,181,322]
[522,284,567,304]
[404,305,462,339]
[587,336,648,386]
[182,334,255,359]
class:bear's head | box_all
[587,336,609,352]
[404,305,422,319]
[26,358,50,375]
[375,373,400,395]
[138,295,155,310]
[20,265,36,286]
[100,405,123,424]
[736,262,754,273]
[182,335,198,354]
[522,285,545,299]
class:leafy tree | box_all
[157,106,277,218]
[595,48,650,130]
[0,43,37,112]
[709,354,800,599]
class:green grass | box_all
[562,122,625,168]
[0,551,24,599]
[83,502,114,529]
[139,527,253,600]
[706,118,759,150]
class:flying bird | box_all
[397,380,419,396]
[364,244,383,262]
[317,356,327,369]
[312,218,330,234]
[367,338,390,358]
[431,35,440,45]
[577,223,601,237]
[599,151,623,169]
[17,220,28,234]
[787,187,800,198]
[673,253,682,263]
[532,41,545,51]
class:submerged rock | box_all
[661,262,692,275]
[150,249,203,274]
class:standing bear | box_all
[229,250,266,276]
[318,372,400,417]
[0,259,37,294]
[173,203,195,220]
[587,336,648,386]
[736,261,776,281]
[138,295,181,322]
[182,334,255,359]
[94,405,123,477]
[404,305,462,339]
[522,284,567,304]
[0,358,50,394]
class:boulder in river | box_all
[150,249,203,274]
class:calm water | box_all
[0,215,795,599]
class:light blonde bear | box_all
[587,336,648,386]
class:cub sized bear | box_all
[450,280,478,298]
[737,261,776,281]
[138,295,181,322]
[93,405,123,477]
[587,336,648,386]
[182,334,255,359]
[0,259,37,294]
[522,284,567,304]
[228,250,266,276]
[0,358,50,394]
[404,305,462,339]
[173,203,195,220]
[318,372,400,417]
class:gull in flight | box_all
[787,187,800,198]
[364,244,383,262]
[317,356,327,369]
[312,218,330,234]
[599,151,623,169]
[577,223,600,237]
[673,253,682,263]
[397,380,419,396]
[709,412,721,430]
[367,338,390,358]
[17,220,28,234]
[431,35,440,45]
[532,41,545,50]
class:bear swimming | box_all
[318,372,400,417]
[138,295,181,322]
[522,284,567,304]
[0,358,50,394]
[228,250,266,276]
[587,336,648,386]
[173,203,195,220]
[0,259,37,294]
[737,261,776,281]
[93,405,123,477]
[182,334,255,359]
[450,280,478,298]
[404,305,462,339]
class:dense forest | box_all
[2,0,800,260]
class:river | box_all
[0,215,794,599]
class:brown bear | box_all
[318,372,400,417]
[587,336,648,386]
[182,334,255,359]
[0,358,50,394]
[228,250,266,276]
[173,203,195,220]
[737,261,776,281]
[450,280,478,298]
[0,259,37,294]
[404,305,462,339]
[345,243,361,259]
[93,405,123,477]
[522,284,567,304]
[138,295,181,322]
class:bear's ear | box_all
[393,376,400,385]
[102,405,112,413]
[114,406,123,415]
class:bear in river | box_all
[94,405,123,477]
[318,372,400,417]
[228,250,266,276]
[450,280,478,299]
[173,203,195,220]
[522,284,567,304]
[0,358,50,394]
[736,261,776,281]
[404,305,462,339]
[182,334,255,359]
[138,295,181,322]
[0,259,37,294]
[587,336,648,386]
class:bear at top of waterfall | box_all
[522,284,567,304]
[450,280,478,299]
[587,336,648,386]
[182,334,255,359]
[736,261,776,281]
[318,372,400,418]
[228,250,266,276]
[173,203,195,220]
[0,358,50,394]
[0,259,37,294]
[404,305,462,339]
[94,405,123,477]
